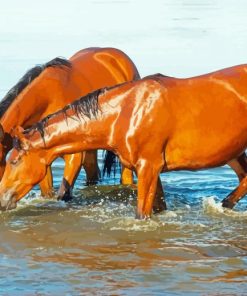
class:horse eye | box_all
[10,158,19,165]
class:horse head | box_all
[0,126,48,211]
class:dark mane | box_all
[21,79,133,147]
[70,88,102,120]
[0,57,71,118]
[23,87,106,142]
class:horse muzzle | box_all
[0,191,17,211]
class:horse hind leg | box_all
[83,150,101,185]
[121,166,134,185]
[222,153,247,208]
[152,176,167,213]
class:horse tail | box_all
[102,150,119,177]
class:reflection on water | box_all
[1,0,247,295]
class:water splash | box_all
[202,196,247,219]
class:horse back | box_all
[30,47,141,119]
[164,64,247,171]
[69,47,140,88]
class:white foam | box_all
[109,217,161,231]
[202,196,247,219]
[162,210,178,218]
[10,192,68,211]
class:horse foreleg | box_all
[82,150,100,185]
[222,154,247,208]
[121,166,134,185]
[121,166,166,212]
[57,153,83,201]
[136,160,163,219]
[152,176,167,213]
[39,166,54,198]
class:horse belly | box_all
[164,123,247,171]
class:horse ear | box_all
[10,126,30,151]
[0,124,5,142]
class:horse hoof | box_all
[222,199,235,209]
[153,202,167,214]
[153,206,166,214]
[86,180,98,186]
[57,193,73,202]
[41,190,56,199]
[135,213,151,220]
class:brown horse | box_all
[1,64,247,218]
[0,47,139,200]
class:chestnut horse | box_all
[0,47,139,200]
[2,64,247,218]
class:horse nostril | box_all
[8,201,17,210]
[0,199,8,211]
[0,195,17,211]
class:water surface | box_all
[1,0,247,295]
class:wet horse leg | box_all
[57,153,83,201]
[39,166,54,198]
[121,166,134,185]
[136,159,163,219]
[222,176,247,208]
[123,166,166,213]
[82,150,101,185]
[222,153,247,208]
[152,176,167,213]
[228,153,247,182]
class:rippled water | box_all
[1,0,247,295]
[0,164,247,295]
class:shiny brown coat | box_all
[0,47,139,199]
[1,65,247,217]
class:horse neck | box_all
[27,95,114,165]
[0,69,71,134]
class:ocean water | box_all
[0,0,247,295]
